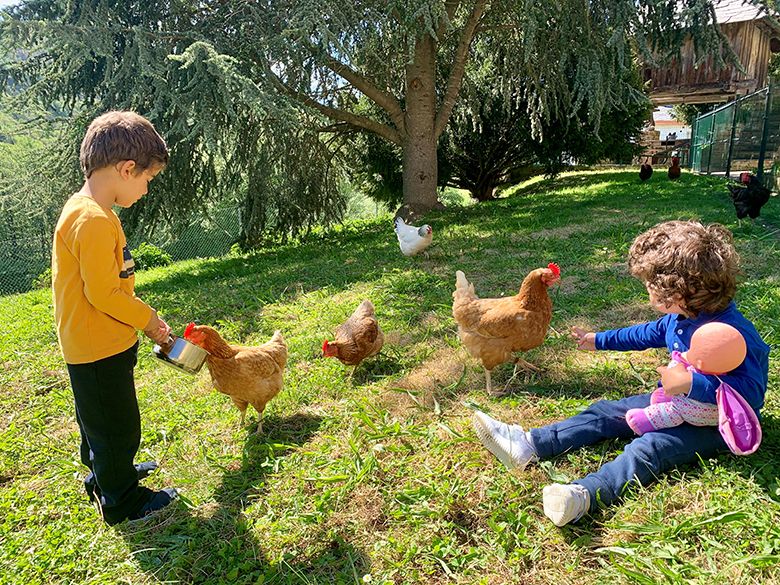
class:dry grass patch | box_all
[601,299,659,325]
[328,483,388,534]
[380,345,467,415]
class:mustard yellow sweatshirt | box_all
[52,195,153,364]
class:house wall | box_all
[645,20,776,102]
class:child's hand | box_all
[570,326,596,351]
[656,363,693,396]
[144,311,171,345]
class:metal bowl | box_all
[152,335,209,374]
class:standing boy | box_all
[472,220,770,526]
[53,111,178,525]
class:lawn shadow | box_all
[351,352,405,385]
[116,413,370,583]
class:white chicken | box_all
[394,216,433,256]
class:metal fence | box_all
[0,205,241,297]
[690,83,780,186]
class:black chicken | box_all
[639,161,653,181]
[668,156,681,180]
[727,172,771,220]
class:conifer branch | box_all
[314,49,406,134]
[436,0,462,39]
[264,65,402,146]
[434,0,487,139]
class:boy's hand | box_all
[570,326,596,351]
[656,363,693,396]
[144,311,171,345]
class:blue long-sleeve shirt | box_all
[595,302,770,414]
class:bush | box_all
[131,242,172,270]
[32,267,52,289]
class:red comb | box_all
[547,262,560,276]
[184,322,195,339]
[322,339,329,353]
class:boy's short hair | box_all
[628,220,739,316]
[80,111,168,178]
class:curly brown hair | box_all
[80,111,168,178]
[627,220,740,317]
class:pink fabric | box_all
[628,396,719,435]
[717,381,762,455]
[670,351,762,455]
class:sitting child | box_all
[472,220,770,526]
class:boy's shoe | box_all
[542,483,590,526]
[127,487,179,523]
[472,411,538,472]
[84,461,159,502]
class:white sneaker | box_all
[542,483,590,526]
[472,411,538,472]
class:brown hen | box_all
[323,300,384,371]
[185,324,287,434]
[452,264,560,395]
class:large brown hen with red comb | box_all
[452,263,561,395]
[185,324,287,434]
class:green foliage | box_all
[0,107,60,295]
[440,62,650,198]
[31,267,51,289]
[0,3,346,247]
[1,170,779,583]
[1,0,740,218]
[351,62,650,203]
[130,242,172,271]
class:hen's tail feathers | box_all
[394,216,406,231]
[355,299,376,317]
[454,270,476,298]
[270,330,285,345]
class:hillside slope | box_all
[1,170,778,584]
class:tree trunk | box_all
[470,176,498,201]
[398,34,443,220]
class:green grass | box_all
[1,169,779,584]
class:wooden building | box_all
[645,0,780,105]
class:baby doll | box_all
[626,322,746,435]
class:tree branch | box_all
[434,0,488,139]
[316,50,406,134]
[264,66,402,146]
[436,0,462,39]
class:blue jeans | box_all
[529,393,729,510]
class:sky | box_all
[0,0,18,7]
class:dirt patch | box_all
[381,347,467,415]
[554,275,582,296]
[383,330,416,347]
[529,225,588,240]
[329,483,388,533]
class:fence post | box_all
[706,114,715,175]
[725,100,739,179]
[757,85,772,182]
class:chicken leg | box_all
[485,368,507,397]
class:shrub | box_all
[32,267,52,289]
[131,242,172,270]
